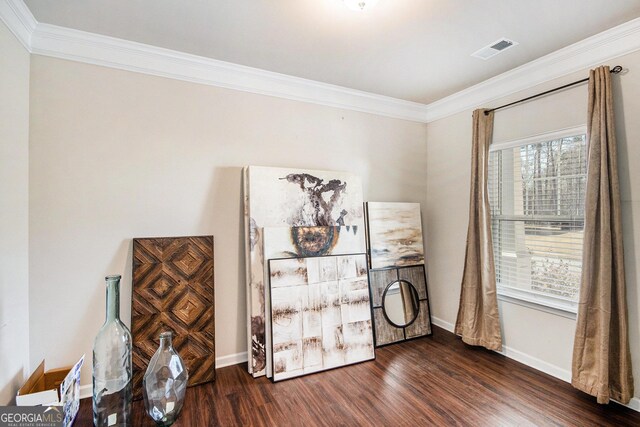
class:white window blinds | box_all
[488,132,587,306]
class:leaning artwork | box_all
[263,226,365,259]
[268,254,374,381]
[366,202,425,269]
[244,166,365,377]
[262,226,366,376]
[369,265,432,347]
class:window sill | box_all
[497,286,577,320]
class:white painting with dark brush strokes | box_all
[244,166,365,378]
[263,226,365,260]
[262,225,366,377]
[268,254,374,381]
[367,202,425,268]
[249,166,365,229]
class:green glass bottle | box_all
[92,275,132,426]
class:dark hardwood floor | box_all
[76,326,640,426]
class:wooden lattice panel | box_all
[132,236,215,399]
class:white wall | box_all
[28,55,428,387]
[426,50,640,403]
[0,19,30,404]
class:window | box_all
[488,127,587,313]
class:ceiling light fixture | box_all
[343,0,379,12]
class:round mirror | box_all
[382,280,420,327]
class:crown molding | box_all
[28,22,429,122]
[0,0,36,51]
[3,0,640,124]
[424,17,640,122]
[0,0,428,123]
[31,23,429,122]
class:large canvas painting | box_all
[262,226,366,376]
[268,254,374,381]
[244,166,365,377]
[366,202,425,269]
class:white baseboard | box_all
[215,351,248,369]
[79,384,92,400]
[431,316,455,332]
[498,343,571,383]
[79,351,249,400]
[430,316,640,412]
[626,397,640,412]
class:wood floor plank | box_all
[75,326,640,426]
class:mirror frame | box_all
[368,264,433,348]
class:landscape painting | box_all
[244,166,365,377]
[268,254,374,382]
[366,202,425,269]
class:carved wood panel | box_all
[132,236,215,399]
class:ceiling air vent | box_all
[471,37,518,60]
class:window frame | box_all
[489,125,588,317]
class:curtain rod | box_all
[484,65,623,115]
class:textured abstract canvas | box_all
[248,167,365,229]
[131,236,215,400]
[268,254,374,381]
[262,226,366,376]
[263,226,365,260]
[366,202,425,269]
[244,166,365,377]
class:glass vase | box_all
[143,331,188,426]
[92,275,133,427]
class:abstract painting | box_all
[249,167,365,229]
[263,226,365,259]
[244,166,365,377]
[369,265,432,347]
[366,202,425,269]
[262,226,366,376]
[268,254,374,381]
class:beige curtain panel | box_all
[455,109,503,351]
[571,66,634,404]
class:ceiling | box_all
[23,0,640,104]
